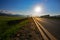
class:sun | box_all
[32,5,43,16]
[34,6,42,13]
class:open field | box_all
[0,16,28,40]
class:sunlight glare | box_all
[34,6,42,13]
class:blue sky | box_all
[0,0,60,16]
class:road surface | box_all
[32,17,60,40]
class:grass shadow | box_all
[7,18,28,26]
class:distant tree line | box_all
[40,15,60,18]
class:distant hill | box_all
[0,10,24,17]
[0,10,29,17]
[0,13,10,16]
[0,12,25,17]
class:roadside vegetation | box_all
[0,16,28,40]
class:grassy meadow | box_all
[0,16,28,40]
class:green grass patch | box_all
[0,16,28,40]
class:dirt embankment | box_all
[11,17,42,40]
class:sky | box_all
[0,0,60,16]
